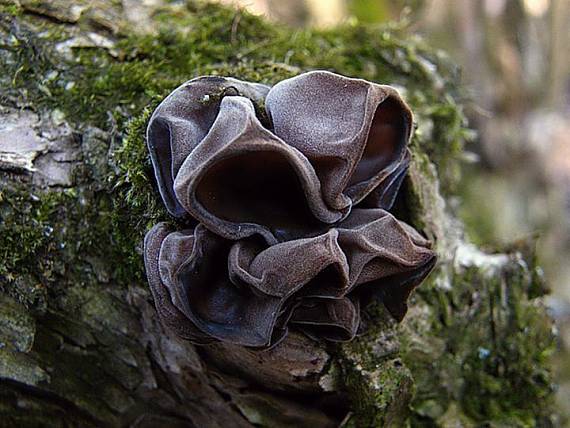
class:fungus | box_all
[144,70,436,348]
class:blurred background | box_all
[218,0,570,414]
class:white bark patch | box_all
[0,107,80,187]
[0,109,47,173]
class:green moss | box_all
[109,105,168,283]
[0,2,21,15]
[336,304,414,427]
[341,356,414,427]
[0,185,117,310]
[0,187,62,279]
[403,259,557,426]
[458,274,555,425]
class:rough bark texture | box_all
[0,1,559,427]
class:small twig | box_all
[230,11,241,45]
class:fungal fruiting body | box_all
[144,71,436,348]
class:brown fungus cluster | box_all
[144,71,436,348]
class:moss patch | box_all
[403,257,556,426]
[338,304,414,427]
[0,185,117,309]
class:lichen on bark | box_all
[0,1,558,426]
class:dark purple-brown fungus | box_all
[144,70,436,348]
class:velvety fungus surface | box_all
[144,70,436,348]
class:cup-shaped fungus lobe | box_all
[174,95,335,243]
[147,77,270,218]
[144,70,437,348]
[265,71,412,212]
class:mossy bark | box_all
[0,1,558,427]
